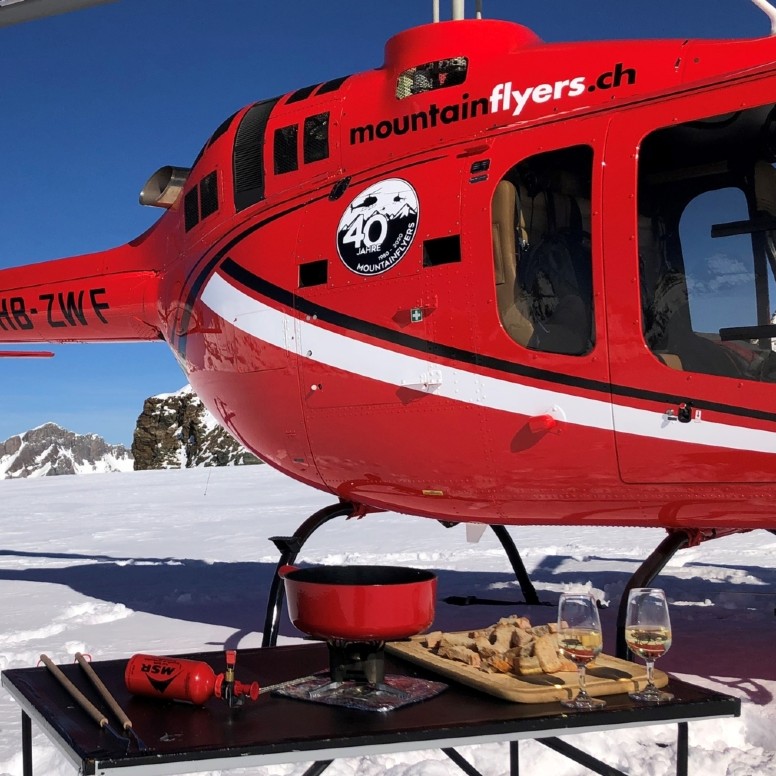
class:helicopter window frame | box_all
[637,103,776,383]
[395,57,468,100]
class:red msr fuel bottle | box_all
[125,654,217,705]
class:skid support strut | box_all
[615,526,756,659]
[263,509,543,646]
[490,524,541,605]
[615,530,691,660]
[262,501,357,648]
[442,524,541,606]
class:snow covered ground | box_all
[0,465,774,775]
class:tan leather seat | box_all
[517,174,594,354]
[493,180,533,346]
[493,169,593,354]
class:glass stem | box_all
[645,659,656,689]
[577,664,589,698]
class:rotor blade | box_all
[0,350,54,358]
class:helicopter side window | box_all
[304,113,330,163]
[638,105,776,382]
[274,125,299,174]
[396,57,468,99]
[492,145,595,355]
[183,170,219,232]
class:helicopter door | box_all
[605,86,776,484]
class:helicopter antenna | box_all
[751,0,776,34]
[432,0,483,21]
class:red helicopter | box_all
[3,0,776,627]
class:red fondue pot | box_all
[279,564,437,641]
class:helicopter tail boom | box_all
[0,242,162,344]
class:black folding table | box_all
[1,643,740,776]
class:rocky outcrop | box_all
[0,423,133,478]
[131,386,260,470]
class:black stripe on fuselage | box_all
[218,258,776,426]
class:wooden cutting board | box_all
[386,635,669,704]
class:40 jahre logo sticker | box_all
[336,179,419,276]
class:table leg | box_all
[301,761,333,776]
[21,711,32,776]
[442,747,486,776]
[509,740,520,775]
[677,722,688,776]
[539,738,628,776]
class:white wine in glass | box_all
[557,592,605,710]
[624,587,674,703]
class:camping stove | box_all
[327,639,386,684]
[305,639,408,701]
[275,639,447,711]
[277,564,446,710]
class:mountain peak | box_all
[0,424,133,479]
[131,386,260,470]
[0,386,260,479]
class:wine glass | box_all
[557,592,605,710]
[624,587,674,703]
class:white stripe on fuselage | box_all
[201,271,776,455]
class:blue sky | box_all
[0,0,770,445]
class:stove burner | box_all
[315,639,406,700]
[327,639,387,684]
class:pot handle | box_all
[278,564,298,578]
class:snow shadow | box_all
[0,548,774,695]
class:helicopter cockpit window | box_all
[638,104,776,382]
[492,145,595,356]
[396,58,468,99]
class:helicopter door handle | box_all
[665,401,700,423]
